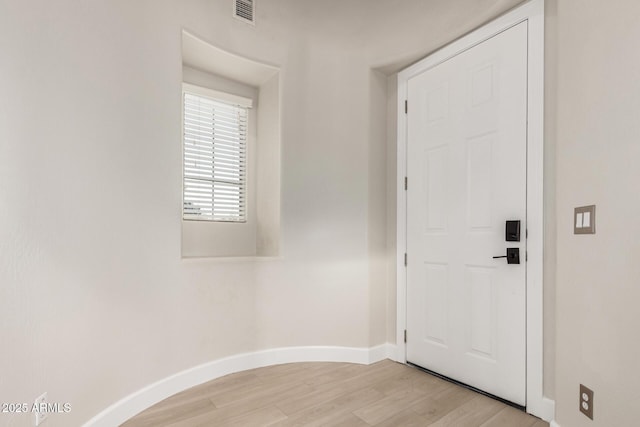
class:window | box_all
[182,85,251,222]
[180,36,281,258]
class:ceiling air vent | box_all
[234,0,255,25]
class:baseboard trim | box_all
[82,343,396,427]
[550,420,561,427]
[525,392,555,422]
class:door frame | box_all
[395,0,552,421]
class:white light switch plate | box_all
[574,205,596,234]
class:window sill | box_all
[180,255,284,264]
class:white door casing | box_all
[406,22,527,405]
[396,0,550,420]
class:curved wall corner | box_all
[82,344,396,427]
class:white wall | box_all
[0,1,375,425]
[255,73,281,257]
[0,2,264,425]
[553,1,640,425]
[0,0,534,426]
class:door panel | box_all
[406,22,528,405]
[423,262,448,345]
[424,146,448,232]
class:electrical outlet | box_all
[580,384,594,420]
[34,392,48,426]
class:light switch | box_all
[574,205,596,234]
[576,213,583,228]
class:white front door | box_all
[406,22,528,405]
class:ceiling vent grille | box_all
[234,0,255,25]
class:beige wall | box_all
[0,1,376,425]
[0,0,551,426]
[553,0,640,425]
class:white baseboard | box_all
[82,343,397,427]
[531,396,556,422]
[550,420,561,427]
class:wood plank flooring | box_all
[122,360,548,427]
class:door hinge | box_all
[404,253,407,266]
[404,100,408,114]
[404,329,407,343]
[404,176,408,191]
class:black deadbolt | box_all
[506,220,521,242]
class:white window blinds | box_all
[183,90,248,222]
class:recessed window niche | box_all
[181,30,281,258]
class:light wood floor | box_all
[122,360,549,427]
